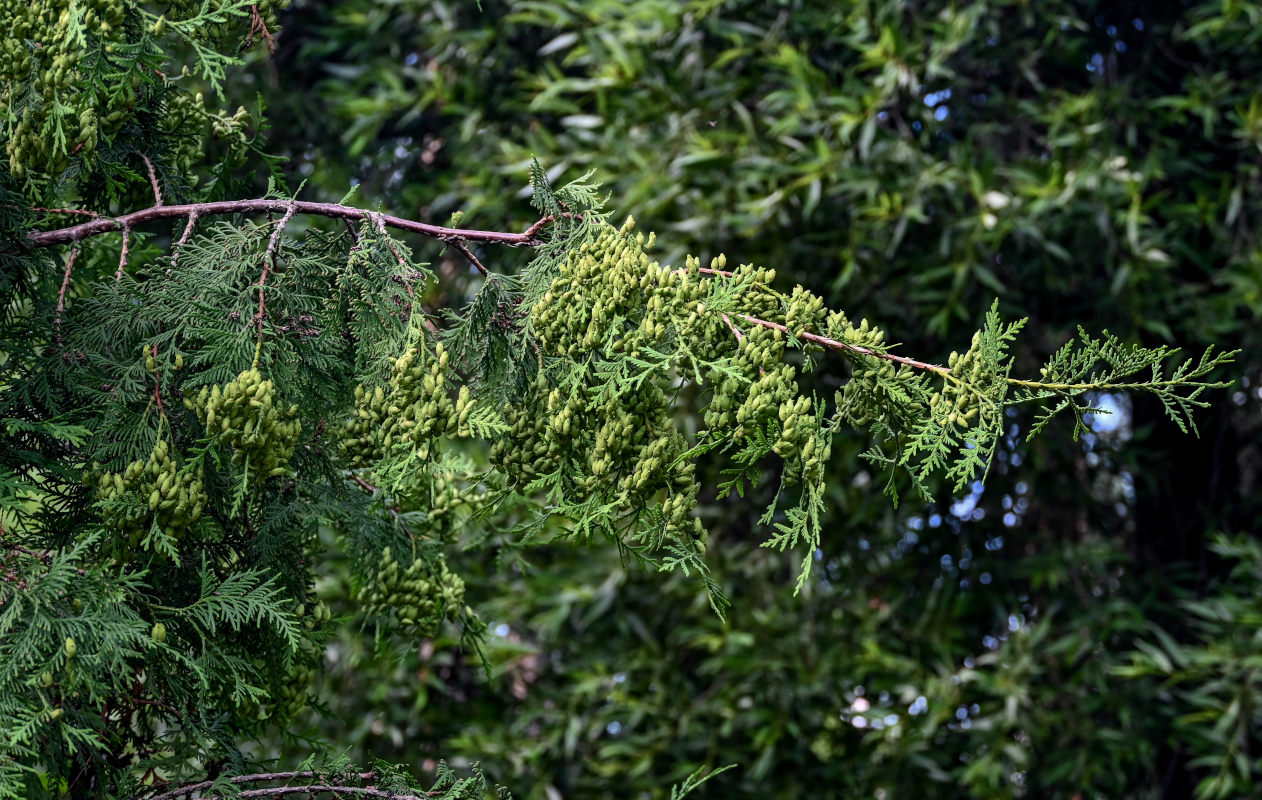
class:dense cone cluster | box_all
[340,342,474,468]
[357,547,465,636]
[1,0,125,177]
[934,331,996,427]
[93,439,206,558]
[185,368,301,482]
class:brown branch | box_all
[256,201,297,333]
[228,785,431,799]
[735,313,946,373]
[691,265,944,374]
[169,212,200,268]
[445,237,489,276]
[719,312,745,342]
[175,212,199,247]
[139,153,162,206]
[29,199,946,373]
[141,772,377,800]
[27,200,550,249]
[28,206,103,219]
[520,211,580,239]
[115,225,131,280]
[55,244,80,333]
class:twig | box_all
[691,266,943,373]
[139,153,162,206]
[225,785,431,799]
[175,212,199,247]
[735,313,946,373]
[371,212,415,300]
[27,206,103,218]
[520,211,580,240]
[141,772,377,800]
[445,237,489,276]
[55,244,81,333]
[115,225,131,280]
[256,201,297,334]
[28,200,552,249]
[169,212,200,268]
[246,3,277,55]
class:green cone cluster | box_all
[357,547,465,636]
[94,439,206,556]
[1,0,127,177]
[933,330,996,428]
[186,368,301,482]
[341,342,475,468]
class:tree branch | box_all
[141,771,378,800]
[29,199,946,374]
[734,313,946,373]
[256,201,297,334]
[26,199,549,248]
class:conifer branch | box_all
[370,212,415,300]
[256,201,297,334]
[734,313,947,374]
[26,200,551,248]
[140,771,377,800]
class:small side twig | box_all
[55,244,81,335]
[139,153,162,206]
[445,237,489,276]
[115,225,131,280]
[169,212,200,268]
[27,206,103,219]
[735,313,945,374]
[245,4,276,55]
[371,211,415,300]
[175,213,199,248]
[255,202,298,334]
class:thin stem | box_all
[55,244,80,333]
[446,237,489,276]
[175,212,199,247]
[227,785,430,799]
[370,212,416,300]
[115,225,131,280]
[734,313,948,375]
[139,153,162,206]
[256,201,297,337]
[169,212,199,268]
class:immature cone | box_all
[93,438,207,560]
[341,342,472,469]
[357,547,465,636]
[187,368,301,482]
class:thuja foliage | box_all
[0,3,1238,800]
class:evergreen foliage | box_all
[0,2,1245,799]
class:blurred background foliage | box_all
[226,1,1261,797]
